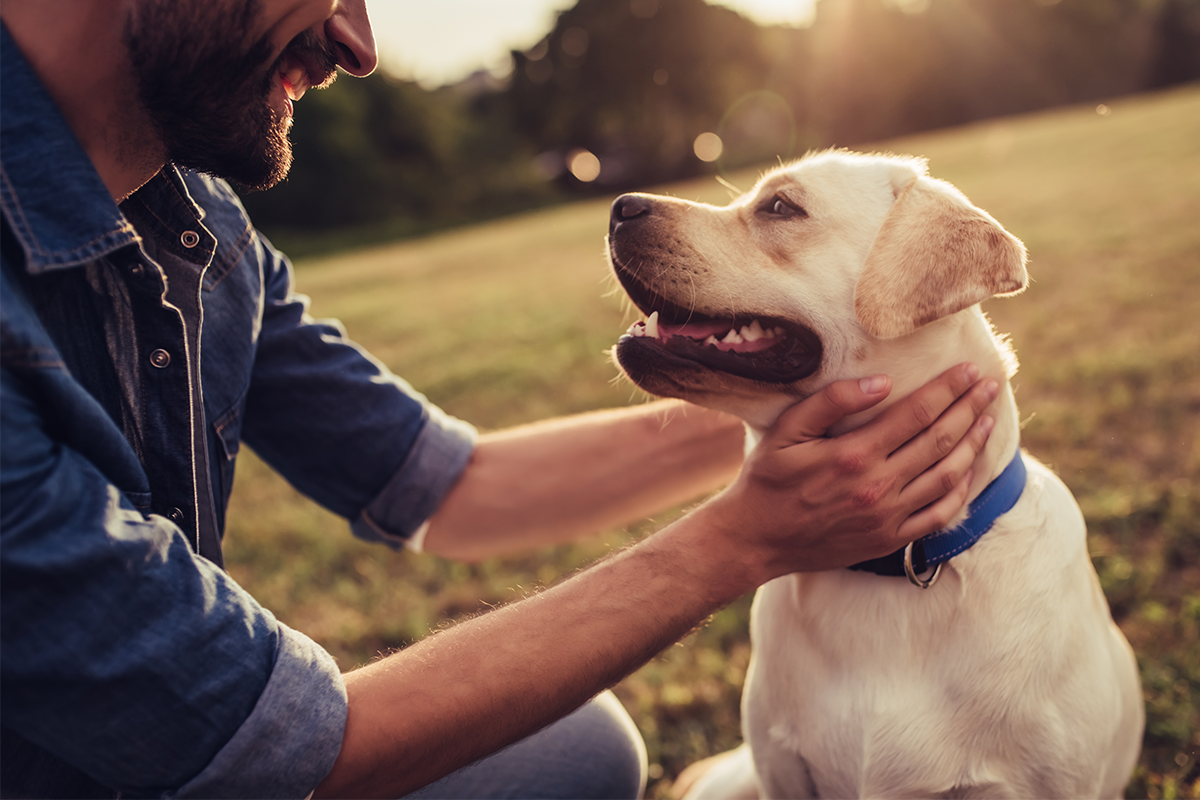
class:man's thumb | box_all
[771,375,892,444]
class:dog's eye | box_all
[762,195,807,219]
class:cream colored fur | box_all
[607,151,1143,799]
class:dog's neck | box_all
[860,309,1021,504]
[750,308,1022,509]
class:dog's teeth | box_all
[645,311,659,339]
[773,327,785,337]
[742,321,767,341]
[722,329,744,344]
[704,335,719,346]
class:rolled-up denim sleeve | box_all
[0,371,346,798]
[350,401,476,549]
[241,234,476,548]
[171,624,346,799]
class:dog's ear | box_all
[854,175,1028,340]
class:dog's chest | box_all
[744,586,1032,798]
[740,476,1130,799]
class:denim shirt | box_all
[0,27,476,799]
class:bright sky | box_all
[368,0,817,86]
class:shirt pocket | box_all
[209,401,244,528]
[125,490,153,516]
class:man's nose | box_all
[326,0,377,77]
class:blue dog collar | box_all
[849,448,1027,586]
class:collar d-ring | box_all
[904,541,942,589]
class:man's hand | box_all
[314,365,997,798]
[703,363,999,581]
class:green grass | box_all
[223,83,1200,798]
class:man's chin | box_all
[220,149,292,193]
[170,116,293,192]
[235,131,293,192]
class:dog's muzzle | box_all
[608,194,823,385]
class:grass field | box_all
[225,84,1200,798]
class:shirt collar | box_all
[0,23,208,275]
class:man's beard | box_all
[124,0,337,191]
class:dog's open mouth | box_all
[615,274,823,384]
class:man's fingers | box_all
[895,470,974,544]
[900,412,994,507]
[770,375,893,445]
[890,376,1000,484]
[865,363,981,454]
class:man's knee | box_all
[567,691,647,799]
[402,690,646,800]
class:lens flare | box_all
[694,132,724,162]
[568,148,601,182]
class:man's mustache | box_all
[281,28,341,90]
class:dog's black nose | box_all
[610,194,653,234]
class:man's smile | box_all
[275,51,314,116]
[272,33,339,117]
[279,55,311,103]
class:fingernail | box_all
[980,414,995,434]
[984,379,1000,401]
[860,375,888,394]
[963,363,980,382]
[964,469,975,487]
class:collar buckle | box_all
[904,542,942,589]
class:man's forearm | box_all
[421,400,745,561]
[314,367,997,798]
[313,503,758,799]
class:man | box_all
[0,1,998,797]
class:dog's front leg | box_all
[754,752,818,800]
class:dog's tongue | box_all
[628,311,783,354]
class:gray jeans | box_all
[404,691,647,799]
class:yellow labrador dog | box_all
[606,150,1143,799]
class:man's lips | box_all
[265,27,341,118]
[273,34,338,113]
[278,51,313,103]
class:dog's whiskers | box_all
[716,175,743,201]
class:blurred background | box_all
[228,1,1200,797]
[242,0,1200,255]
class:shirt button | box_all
[180,230,201,248]
[149,349,171,369]
[167,508,185,525]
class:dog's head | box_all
[607,150,1028,429]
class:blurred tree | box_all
[241,72,557,249]
[507,0,774,187]
[242,0,1200,245]
[1149,0,1200,87]
[795,0,1163,146]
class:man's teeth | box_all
[281,64,309,101]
